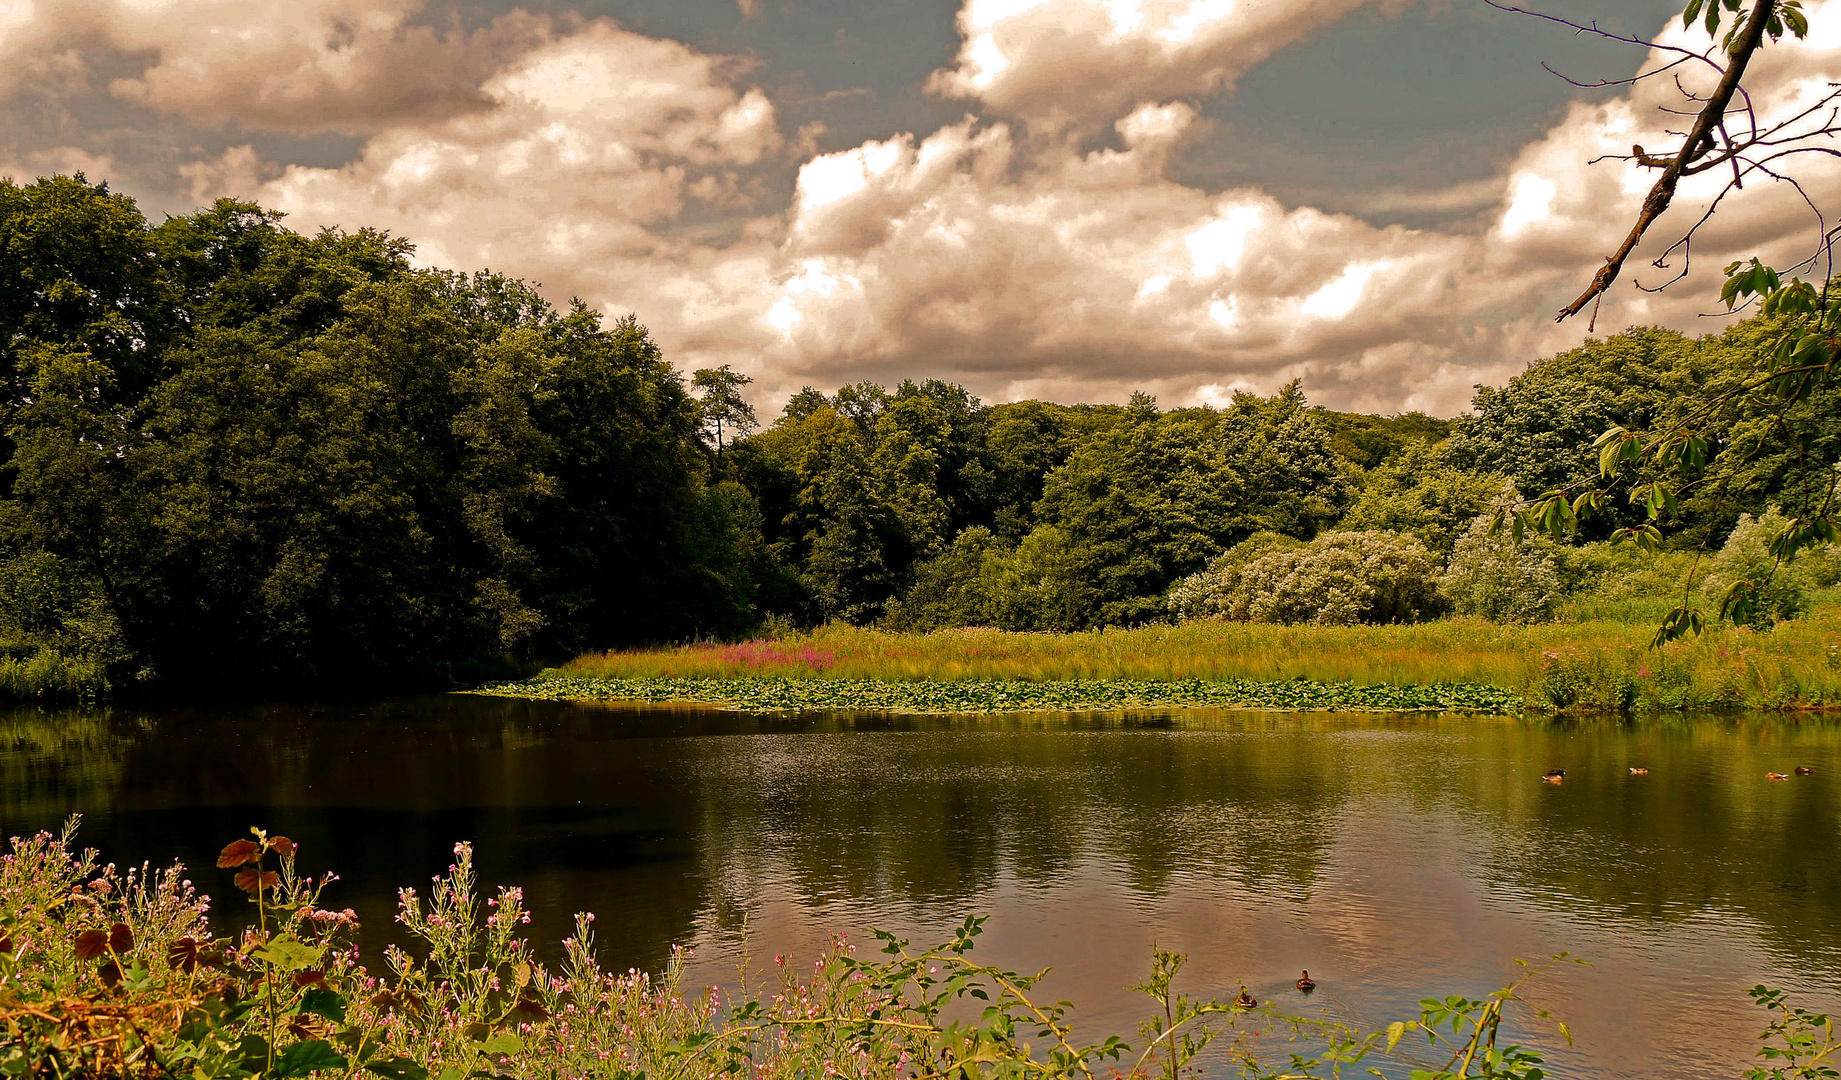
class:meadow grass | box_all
[518,602,1841,714]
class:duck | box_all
[1234,988,1257,1009]
[1796,766,1815,776]
[1542,769,1565,785]
[1629,767,1649,776]
[1767,772,1790,781]
[1296,971,1316,993]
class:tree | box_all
[1340,440,1504,555]
[0,179,779,691]
[1496,0,1840,642]
[691,364,757,451]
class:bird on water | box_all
[1296,971,1316,993]
[1767,772,1790,781]
[1542,769,1564,784]
[1235,988,1257,1009]
[1629,767,1649,776]
[1796,766,1815,776]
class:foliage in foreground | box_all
[2,821,1834,1080]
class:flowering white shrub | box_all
[1701,509,1808,629]
[1169,530,1440,626]
[1438,515,1564,624]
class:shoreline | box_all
[471,672,1841,716]
[471,674,1525,714]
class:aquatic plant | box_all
[479,674,1523,715]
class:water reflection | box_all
[0,698,1836,1079]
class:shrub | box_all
[883,527,1001,631]
[1170,531,1441,626]
[1702,509,1808,629]
[1166,532,1302,621]
[0,553,122,699]
[1439,515,1565,625]
[980,525,1094,631]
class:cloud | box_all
[50,0,1841,417]
[747,2,1841,412]
[0,0,553,133]
[751,101,1506,411]
[927,0,1410,129]
[218,21,785,376]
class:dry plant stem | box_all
[1553,0,1778,321]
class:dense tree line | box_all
[2,175,1834,694]
[0,176,788,692]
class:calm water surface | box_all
[2,696,1837,1078]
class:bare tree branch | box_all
[1555,0,1779,322]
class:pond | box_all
[1,695,1836,1078]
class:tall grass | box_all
[552,604,1841,713]
[0,648,107,702]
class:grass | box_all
[0,647,108,702]
[481,602,1841,715]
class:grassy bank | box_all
[487,605,1841,714]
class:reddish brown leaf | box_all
[73,928,108,960]
[287,1015,328,1040]
[293,968,326,988]
[510,988,550,1022]
[166,936,199,973]
[234,868,279,893]
[217,839,260,868]
[108,922,133,955]
[269,836,295,859]
[98,962,121,987]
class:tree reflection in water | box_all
[0,698,1836,1079]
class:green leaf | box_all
[274,1039,348,1077]
[477,1033,524,1056]
[299,987,346,1023]
[364,1058,430,1080]
[252,938,324,973]
[235,1034,272,1071]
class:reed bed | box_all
[534,606,1841,714]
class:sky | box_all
[5,0,1841,416]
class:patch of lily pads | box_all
[472,675,1523,715]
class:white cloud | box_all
[1299,262,1388,319]
[32,0,1841,417]
[1499,173,1556,237]
[928,0,1409,129]
[0,0,552,132]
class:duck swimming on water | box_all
[1542,769,1564,784]
[1629,767,1649,776]
[1296,971,1316,993]
[1797,766,1815,776]
[1767,772,1790,781]
[1235,989,1257,1009]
